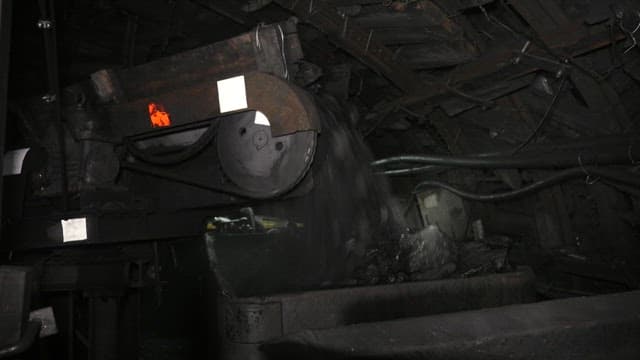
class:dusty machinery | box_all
[1,22,403,359]
[1,14,640,360]
[4,22,323,245]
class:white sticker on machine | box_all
[29,307,58,338]
[254,111,270,126]
[3,148,30,176]
[217,75,248,113]
[61,218,88,242]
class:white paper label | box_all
[217,75,248,113]
[61,218,87,242]
[254,111,270,126]
[3,148,30,176]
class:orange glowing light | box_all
[148,102,171,127]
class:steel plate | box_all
[217,111,316,198]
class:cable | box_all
[124,119,218,166]
[413,166,640,202]
[372,150,634,170]
[276,24,289,80]
[372,136,640,170]
[376,165,444,176]
[511,76,567,154]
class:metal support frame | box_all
[40,0,69,210]
[0,0,12,238]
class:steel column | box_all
[0,0,12,238]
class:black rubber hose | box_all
[376,136,640,175]
[373,153,579,169]
[510,76,567,154]
[377,165,444,176]
[124,120,218,166]
[413,166,640,202]
[372,143,640,170]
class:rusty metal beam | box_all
[111,28,287,101]
[107,72,320,138]
[264,290,640,360]
[219,268,536,358]
[275,0,423,93]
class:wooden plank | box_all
[374,27,462,45]
[275,0,423,93]
[372,28,625,112]
[509,0,562,32]
[394,41,476,69]
[355,9,455,29]
[537,0,570,27]
[432,0,494,14]
[509,0,583,47]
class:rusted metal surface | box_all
[108,24,291,101]
[246,72,321,136]
[98,22,316,138]
[107,72,320,138]
[116,32,256,100]
[264,290,640,360]
[218,268,536,359]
